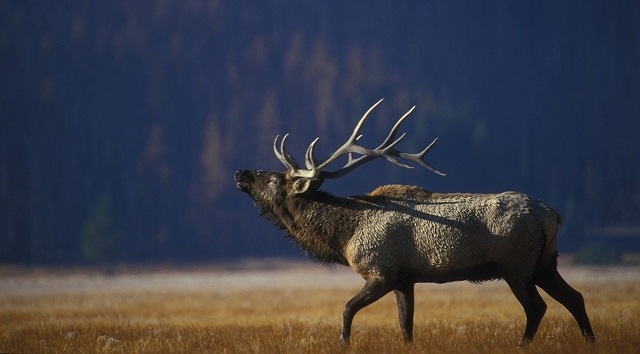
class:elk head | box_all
[235,99,445,206]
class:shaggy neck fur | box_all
[261,190,360,265]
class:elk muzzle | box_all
[235,169,253,192]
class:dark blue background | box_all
[1,1,639,264]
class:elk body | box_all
[235,99,595,346]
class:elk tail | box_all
[538,210,561,270]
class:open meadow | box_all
[1,260,639,353]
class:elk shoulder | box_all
[369,184,433,201]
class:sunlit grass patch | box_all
[1,265,638,353]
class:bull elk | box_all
[234,99,595,346]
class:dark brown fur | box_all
[239,170,359,265]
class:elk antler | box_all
[273,99,445,179]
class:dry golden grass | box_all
[1,262,639,353]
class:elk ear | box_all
[292,178,324,194]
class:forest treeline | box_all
[1,1,639,264]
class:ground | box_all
[1,259,639,353]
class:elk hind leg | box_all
[394,282,415,343]
[505,276,547,346]
[535,267,595,342]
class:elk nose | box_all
[235,169,249,182]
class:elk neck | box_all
[274,190,362,265]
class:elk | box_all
[234,99,595,346]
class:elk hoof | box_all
[518,338,532,347]
[340,334,350,346]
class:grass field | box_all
[1,260,639,353]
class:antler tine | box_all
[304,137,320,169]
[395,137,446,176]
[273,134,302,172]
[281,134,303,169]
[311,98,384,173]
[375,105,415,150]
[377,133,413,169]
[273,135,291,169]
[347,98,384,143]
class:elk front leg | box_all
[394,282,415,343]
[341,278,393,345]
